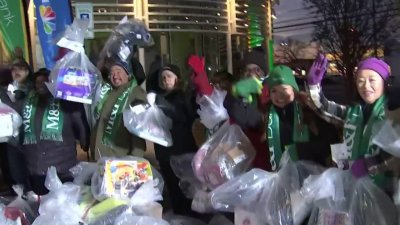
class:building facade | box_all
[69,0,272,76]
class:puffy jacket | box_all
[22,94,90,175]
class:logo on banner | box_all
[39,5,56,34]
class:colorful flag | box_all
[0,0,30,63]
[34,0,72,69]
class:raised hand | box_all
[188,55,206,75]
[308,54,328,85]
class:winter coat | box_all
[22,94,90,176]
[90,82,147,160]
[153,88,198,162]
[224,92,340,169]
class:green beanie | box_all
[266,65,299,92]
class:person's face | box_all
[161,70,178,91]
[270,84,295,108]
[11,66,29,83]
[35,75,49,95]
[245,64,264,79]
[356,69,385,104]
[109,65,129,87]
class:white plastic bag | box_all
[0,102,22,143]
[192,121,256,189]
[196,89,228,129]
[123,93,172,147]
[33,167,83,225]
[372,119,400,157]
[91,157,164,201]
[46,19,100,104]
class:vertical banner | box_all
[75,2,94,39]
[0,0,30,63]
[34,0,72,69]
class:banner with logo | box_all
[75,2,94,39]
[0,0,30,63]
[34,0,72,69]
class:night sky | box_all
[273,0,315,42]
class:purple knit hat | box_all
[357,57,390,81]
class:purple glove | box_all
[308,54,328,85]
[350,159,369,178]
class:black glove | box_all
[14,90,26,100]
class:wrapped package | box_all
[32,167,84,225]
[123,93,172,147]
[0,102,22,143]
[196,89,228,130]
[372,119,400,157]
[349,177,398,225]
[192,121,256,189]
[91,157,163,201]
[47,19,100,104]
[4,186,37,225]
[211,152,323,225]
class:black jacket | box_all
[22,94,90,175]
[387,75,400,110]
[154,89,198,161]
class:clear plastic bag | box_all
[349,177,398,225]
[211,152,323,225]
[372,119,400,157]
[91,157,164,201]
[69,161,97,185]
[123,93,172,147]
[170,153,206,199]
[301,168,353,225]
[192,121,256,189]
[0,204,22,225]
[99,17,153,67]
[0,102,22,143]
[33,167,83,225]
[46,19,100,104]
[163,214,207,225]
[196,89,228,129]
[114,215,169,225]
[5,186,37,225]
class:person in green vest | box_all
[90,57,147,160]
[225,65,339,171]
[307,55,395,189]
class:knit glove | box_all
[350,159,369,178]
[308,54,328,85]
[188,55,213,96]
[232,77,262,103]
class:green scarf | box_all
[344,96,386,186]
[267,102,309,171]
[100,79,137,147]
[22,94,64,145]
[343,96,386,160]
